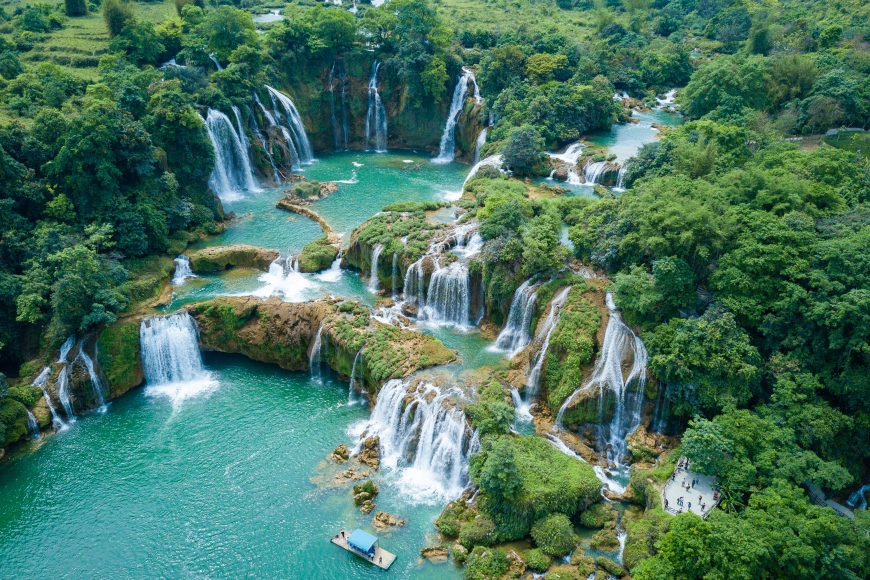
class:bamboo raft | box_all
[331,529,396,570]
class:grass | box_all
[435,0,595,39]
[1,0,177,80]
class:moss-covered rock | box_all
[590,528,619,550]
[524,548,551,572]
[595,556,627,577]
[622,507,671,571]
[298,237,338,273]
[531,513,579,557]
[570,553,596,576]
[0,398,28,448]
[578,502,617,529]
[98,318,144,399]
[187,245,279,273]
[544,564,587,580]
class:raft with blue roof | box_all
[331,528,396,570]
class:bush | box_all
[524,548,551,572]
[290,180,321,198]
[7,385,41,408]
[463,546,509,580]
[298,237,338,273]
[501,126,547,177]
[65,0,88,17]
[102,0,133,38]
[531,513,579,557]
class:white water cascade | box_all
[349,378,479,503]
[391,253,399,297]
[466,67,483,104]
[473,128,487,164]
[614,166,627,190]
[208,53,223,70]
[74,344,106,411]
[433,69,473,164]
[365,61,388,152]
[56,335,76,420]
[309,323,325,383]
[420,261,471,327]
[348,349,365,405]
[556,293,647,466]
[328,61,349,151]
[248,104,280,183]
[32,367,66,430]
[368,244,384,293]
[140,312,216,406]
[204,108,260,202]
[265,85,314,164]
[172,255,196,285]
[847,484,870,510]
[516,287,571,419]
[463,154,505,187]
[253,255,317,302]
[584,161,608,185]
[548,142,585,185]
[493,279,539,358]
[25,409,39,437]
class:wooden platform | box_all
[331,529,396,570]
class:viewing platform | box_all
[331,529,396,570]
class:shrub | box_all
[65,0,88,17]
[102,0,133,38]
[7,385,41,408]
[531,513,579,557]
[524,548,551,572]
[463,546,509,580]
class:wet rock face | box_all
[187,245,279,273]
[357,435,381,470]
[551,161,570,182]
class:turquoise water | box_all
[0,355,460,579]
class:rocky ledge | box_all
[187,245,279,273]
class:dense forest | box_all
[1,0,870,577]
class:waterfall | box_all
[264,91,301,169]
[349,378,479,502]
[518,287,571,420]
[231,106,253,159]
[75,346,106,410]
[329,60,350,151]
[248,103,280,183]
[420,261,471,327]
[584,161,608,185]
[650,383,670,434]
[433,69,473,164]
[493,279,539,358]
[310,323,325,383]
[348,349,365,405]
[208,53,223,70]
[473,128,487,164]
[25,409,39,437]
[265,85,314,164]
[614,166,626,190]
[368,244,384,293]
[32,367,66,430]
[252,255,317,302]
[56,335,76,419]
[847,484,870,510]
[204,108,260,202]
[365,61,388,152]
[548,142,585,185]
[403,258,427,306]
[463,154,504,186]
[556,293,647,466]
[466,67,483,104]
[391,253,399,297]
[140,312,216,405]
[172,255,196,285]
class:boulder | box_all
[374,511,406,530]
[420,546,449,563]
[452,544,468,565]
[329,444,349,463]
[401,302,419,317]
[187,245,279,273]
[357,435,381,470]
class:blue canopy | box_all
[347,529,378,554]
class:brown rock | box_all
[187,245,279,273]
[329,444,349,463]
[420,546,449,563]
[360,500,375,514]
[357,435,381,470]
[401,302,418,317]
[373,511,406,530]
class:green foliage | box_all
[65,0,88,17]
[7,385,41,407]
[470,435,600,541]
[530,513,578,557]
[298,237,338,273]
[501,126,547,177]
[102,0,133,38]
[463,546,509,580]
[613,256,695,329]
[466,380,515,437]
[523,548,550,572]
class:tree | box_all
[502,126,546,176]
[64,0,87,17]
[530,514,578,557]
[197,6,256,63]
[102,0,134,38]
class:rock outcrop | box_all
[187,245,279,273]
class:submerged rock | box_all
[329,444,349,463]
[420,546,449,563]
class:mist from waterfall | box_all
[365,61,388,152]
[349,378,479,503]
[556,293,647,467]
[140,312,217,406]
[433,69,473,164]
[329,60,349,151]
[265,85,314,164]
[493,279,539,358]
[253,255,317,302]
[204,108,260,202]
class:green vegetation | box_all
[297,237,337,273]
[97,317,143,398]
[530,513,579,557]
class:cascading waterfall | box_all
[264,90,301,169]
[309,323,325,383]
[316,250,343,283]
[265,85,314,164]
[421,261,471,327]
[204,108,260,202]
[516,287,571,419]
[433,69,473,164]
[348,349,364,405]
[231,106,253,159]
[556,293,647,466]
[473,128,487,164]
[328,60,349,151]
[349,378,479,502]
[847,484,870,510]
[650,382,671,434]
[140,312,216,405]
[493,279,539,358]
[391,253,399,297]
[75,346,106,410]
[548,142,584,185]
[33,367,66,429]
[368,244,384,293]
[466,67,483,104]
[208,53,223,70]
[172,255,196,285]
[56,335,76,419]
[364,61,388,152]
[253,254,316,302]
[463,154,504,187]
[248,104,281,183]
[403,258,427,307]
[615,166,627,190]
[25,409,39,437]
[584,161,608,185]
